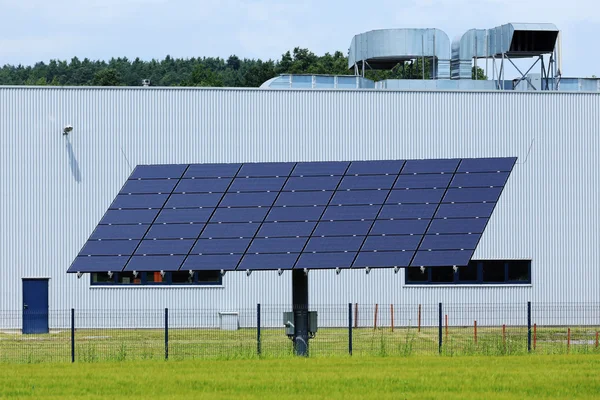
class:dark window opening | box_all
[146,271,165,284]
[406,267,429,283]
[172,271,194,284]
[482,261,506,283]
[431,267,454,283]
[91,272,114,284]
[90,271,223,286]
[405,260,531,285]
[459,261,478,282]
[117,272,141,284]
[198,270,223,285]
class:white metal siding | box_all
[1,87,599,317]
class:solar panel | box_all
[68,157,515,273]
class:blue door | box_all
[22,279,49,334]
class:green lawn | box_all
[1,355,599,399]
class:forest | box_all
[0,47,486,87]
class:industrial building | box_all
[1,22,599,332]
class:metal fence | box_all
[1,302,599,363]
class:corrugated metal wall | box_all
[1,87,599,319]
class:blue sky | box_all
[0,0,598,78]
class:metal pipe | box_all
[292,269,309,356]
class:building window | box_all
[405,260,531,285]
[90,271,223,286]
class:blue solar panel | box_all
[427,218,489,234]
[275,191,334,206]
[361,235,421,251]
[238,162,295,177]
[100,209,159,225]
[354,251,412,267]
[410,250,473,267]
[292,162,349,176]
[322,205,379,221]
[458,158,516,173]
[266,206,325,222]
[185,163,241,178]
[183,254,242,271]
[443,188,502,203]
[435,203,495,218]
[401,159,459,174]
[70,157,514,273]
[305,236,364,252]
[338,175,396,190]
[175,178,232,193]
[135,239,195,255]
[284,176,342,191]
[379,204,436,219]
[121,180,177,194]
[192,238,251,254]
[386,189,444,204]
[450,172,510,188]
[258,222,317,237]
[90,225,148,240]
[295,252,356,269]
[249,237,308,253]
[210,207,268,223]
[124,255,186,271]
[156,208,213,223]
[347,160,404,175]
[70,256,128,272]
[313,220,373,236]
[229,177,286,192]
[145,224,203,239]
[420,234,480,250]
[370,219,429,235]
[239,253,298,270]
[394,174,452,189]
[200,222,260,239]
[330,190,387,206]
[220,192,278,207]
[110,194,169,210]
[130,165,187,179]
[166,193,222,208]
[80,240,139,256]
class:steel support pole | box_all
[438,303,443,354]
[257,303,262,356]
[292,269,309,356]
[527,301,532,352]
[348,303,353,356]
[71,308,75,363]
[165,308,169,360]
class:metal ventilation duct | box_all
[451,23,559,79]
[348,29,451,79]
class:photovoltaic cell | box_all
[175,178,232,193]
[110,194,169,209]
[135,239,195,255]
[99,209,159,225]
[347,160,404,175]
[124,255,186,271]
[401,159,459,174]
[121,180,177,194]
[291,162,349,176]
[354,251,412,268]
[192,238,251,254]
[130,165,187,179]
[239,253,298,270]
[411,250,473,267]
[184,163,241,178]
[69,157,514,273]
[295,252,356,269]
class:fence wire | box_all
[0,302,599,363]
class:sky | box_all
[0,0,598,78]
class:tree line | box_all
[0,47,486,87]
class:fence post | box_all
[390,304,394,332]
[527,301,532,353]
[373,304,378,330]
[71,308,75,363]
[348,303,353,356]
[534,324,537,350]
[257,304,261,356]
[165,308,169,361]
[354,303,358,329]
[438,303,442,354]
[418,304,422,333]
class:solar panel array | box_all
[68,158,516,273]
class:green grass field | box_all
[1,355,599,399]
[1,325,599,363]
